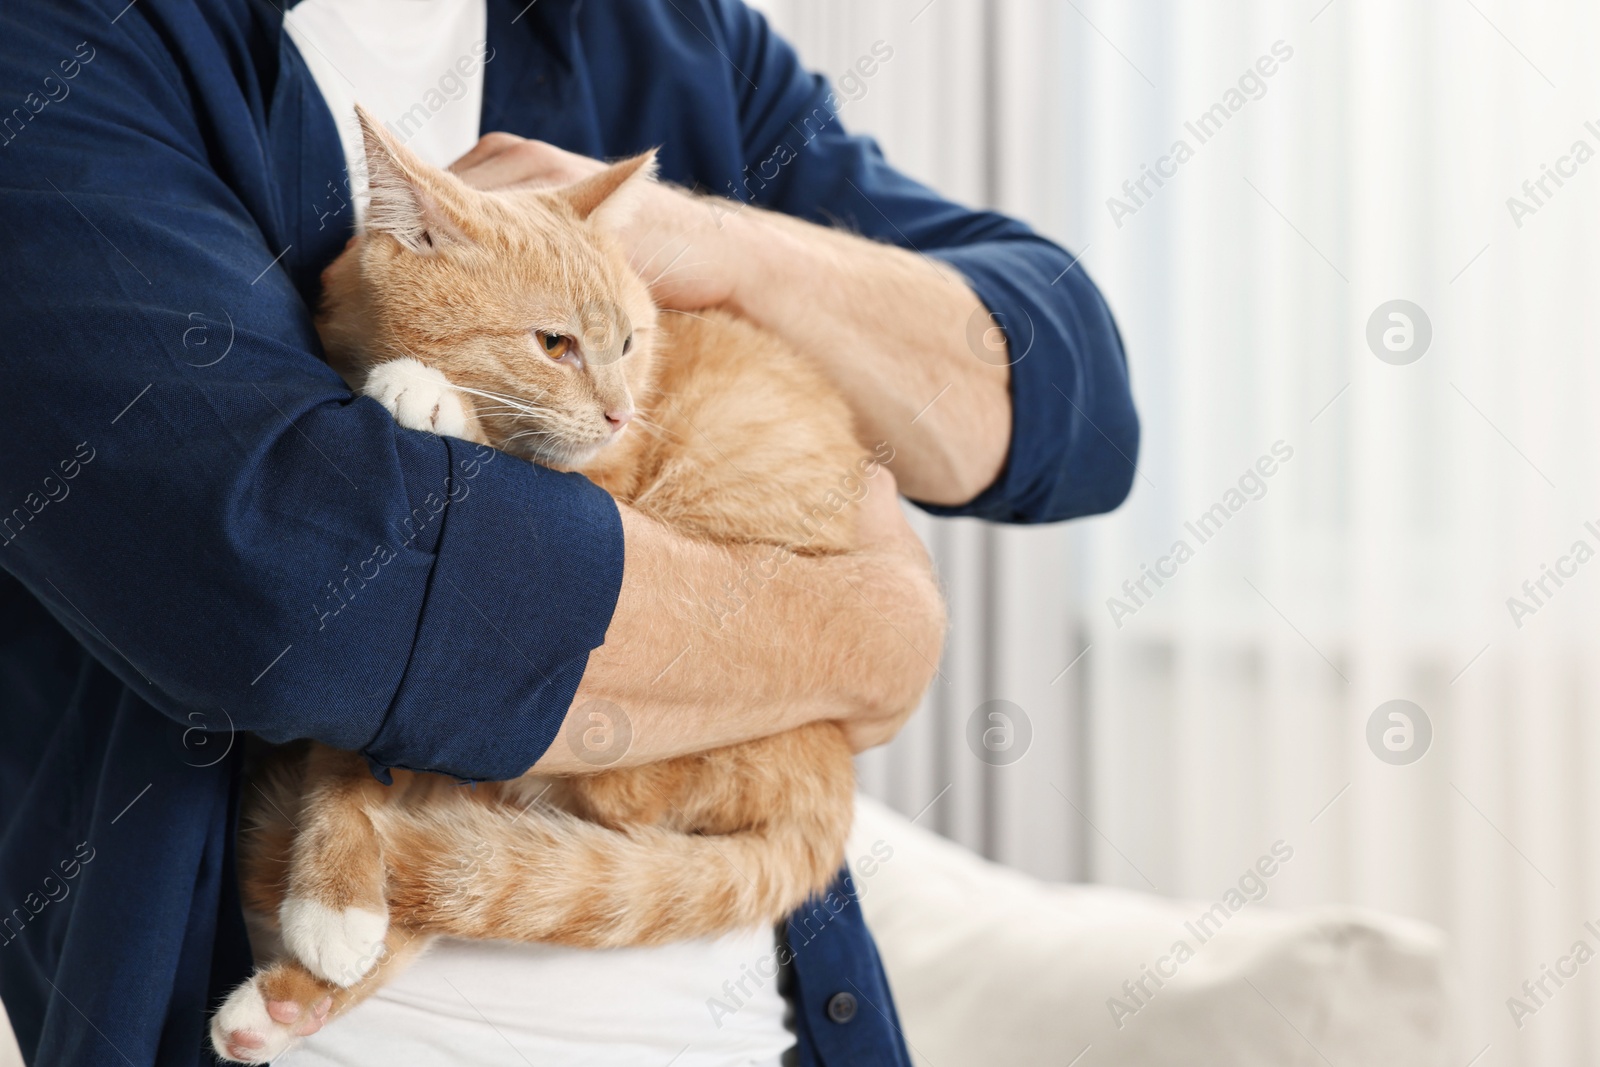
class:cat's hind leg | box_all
[278,744,393,987]
[210,928,431,1064]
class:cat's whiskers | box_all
[632,220,687,279]
[650,254,707,274]
[500,414,557,432]
[376,351,560,420]
[458,383,553,408]
[501,426,562,445]
[448,385,557,420]
[650,261,714,288]
[473,402,555,420]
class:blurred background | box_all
[750,1,1600,1064]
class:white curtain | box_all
[755,1,1600,1063]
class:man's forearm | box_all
[720,207,1012,507]
[531,485,944,775]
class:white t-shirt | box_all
[273,936,793,1067]
[278,3,793,1064]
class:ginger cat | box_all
[209,108,914,1063]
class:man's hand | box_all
[450,134,736,310]
[834,464,942,751]
[450,131,1013,507]
[533,463,945,774]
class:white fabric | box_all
[849,795,1449,1067]
[276,4,792,1063]
[274,931,791,1067]
[285,0,488,172]
[0,999,17,1067]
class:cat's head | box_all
[318,104,661,470]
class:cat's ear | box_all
[353,103,473,254]
[561,150,659,231]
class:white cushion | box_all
[849,795,1448,1067]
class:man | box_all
[0,0,1138,1064]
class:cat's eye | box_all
[622,333,633,355]
[539,332,571,360]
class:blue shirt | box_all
[0,1,1138,1064]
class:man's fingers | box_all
[852,465,902,546]
[447,131,527,174]
[854,464,933,571]
[843,717,896,755]
[453,147,556,190]
[449,134,604,191]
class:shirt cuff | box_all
[362,435,624,781]
[919,240,1138,524]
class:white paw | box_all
[280,897,389,987]
[210,980,329,1064]
[362,358,469,437]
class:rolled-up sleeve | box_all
[0,10,620,781]
[708,0,1140,524]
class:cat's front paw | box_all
[211,975,332,1064]
[362,357,471,437]
[280,896,389,987]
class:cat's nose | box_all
[605,409,633,432]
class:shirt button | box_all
[826,992,857,1024]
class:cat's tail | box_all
[375,727,857,947]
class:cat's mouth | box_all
[456,384,616,471]
[499,429,613,471]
